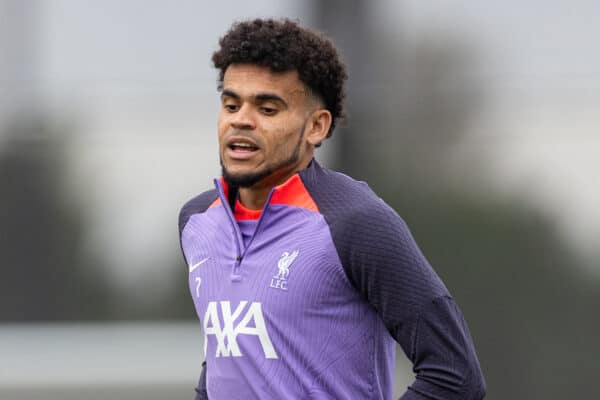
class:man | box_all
[179,18,486,399]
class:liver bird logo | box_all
[274,250,299,280]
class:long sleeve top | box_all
[179,160,486,399]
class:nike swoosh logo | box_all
[189,257,210,273]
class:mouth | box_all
[229,141,259,152]
[225,137,260,160]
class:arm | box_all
[299,163,486,398]
[193,361,208,400]
[339,206,486,400]
[179,191,218,400]
[398,296,486,399]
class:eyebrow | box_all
[221,89,240,100]
[221,89,288,108]
[254,93,287,107]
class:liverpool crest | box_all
[270,250,299,290]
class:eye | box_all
[260,106,278,116]
[223,103,239,112]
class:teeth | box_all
[231,142,256,149]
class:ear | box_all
[305,109,332,146]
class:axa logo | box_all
[203,301,277,359]
[270,250,299,291]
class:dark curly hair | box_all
[212,18,347,140]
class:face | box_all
[218,64,318,188]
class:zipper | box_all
[241,189,274,256]
[215,179,275,282]
[215,179,244,281]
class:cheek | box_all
[217,115,228,143]
[265,126,294,152]
[217,113,226,133]
[272,116,303,139]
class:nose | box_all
[230,103,256,130]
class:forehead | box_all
[222,64,307,99]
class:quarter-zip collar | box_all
[212,161,320,216]
[212,162,321,282]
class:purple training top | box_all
[179,160,486,400]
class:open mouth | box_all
[229,142,259,152]
[226,138,260,160]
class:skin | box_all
[218,63,332,210]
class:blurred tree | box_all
[0,0,116,320]
[311,1,600,399]
[0,118,112,320]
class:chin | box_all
[223,163,254,177]
[221,164,272,188]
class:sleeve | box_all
[399,296,486,399]
[178,190,217,400]
[337,204,486,400]
[193,361,208,400]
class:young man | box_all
[179,19,486,400]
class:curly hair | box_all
[212,18,347,139]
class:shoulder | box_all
[300,162,448,302]
[299,161,406,236]
[178,188,219,236]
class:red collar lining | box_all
[234,200,261,221]
[210,173,320,215]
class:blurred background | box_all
[1,1,598,399]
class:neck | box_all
[238,186,271,211]
[237,158,312,210]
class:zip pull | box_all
[231,255,243,282]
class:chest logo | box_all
[203,301,277,359]
[189,257,210,273]
[270,250,299,291]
